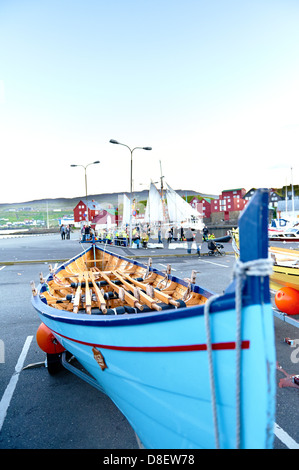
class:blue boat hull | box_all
[32,189,276,449]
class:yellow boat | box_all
[268,246,299,292]
[231,229,299,292]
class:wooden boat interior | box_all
[32,247,208,315]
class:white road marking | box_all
[274,422,299,449]
[0,266,6,271]
[159,263,176,271]
[198,259,229,268]
[0,335,33,432]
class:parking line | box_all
[159,263,177,271]
[0,335,33,432]
[198,259,229,268]
[274,423,299,449]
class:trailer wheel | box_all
[46,353,63,375]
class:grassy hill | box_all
[0,189,213,229]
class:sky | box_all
[1,0,299,204]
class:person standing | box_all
[173,226,178,241]
[184,227,193,254]
[60,224,66,240]
[180,225,184,242]
[194,229,201,256]
[203,226,209,241]
[158,226,162,244]
[132,227,140,248]
[167,226,172,245]
[84,224,91,241]
[66,225,70,239]
[141,230,149,248]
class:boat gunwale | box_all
[33,290,238,327]
[32,243,242,327]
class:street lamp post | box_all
[70,161,100,224]
[109,139,152,246]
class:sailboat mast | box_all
[159,160,169,224]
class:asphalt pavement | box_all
[0,232,223,264]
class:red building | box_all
[189,197,212,218]
[73,199,118,227]
[211,188,246,221]
[73,200,103,223]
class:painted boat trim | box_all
[51,328,250,352]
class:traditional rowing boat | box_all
[31,189,276,449]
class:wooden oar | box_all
[116,270,180,307]
[87,270,107,314]
[73,274,83,313]
[112,271,162,311]
[98,271,144,311]
[83,272,92,314]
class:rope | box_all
[204,256,273,449]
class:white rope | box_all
[233,257,273,279]
[204,256,273,449]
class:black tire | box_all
[46,353,63,375]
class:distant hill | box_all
[0,189,218,210]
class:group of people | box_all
[157,224,205,255]
[59,224,71,240]
[132,227,149,249]
[65,222,213,256]
[184,227,202,255]
[81,224,95,242]
[157,225,184,244]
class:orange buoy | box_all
[275,287,299,316]
[36,323,65,354]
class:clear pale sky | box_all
[1,0,299,203]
